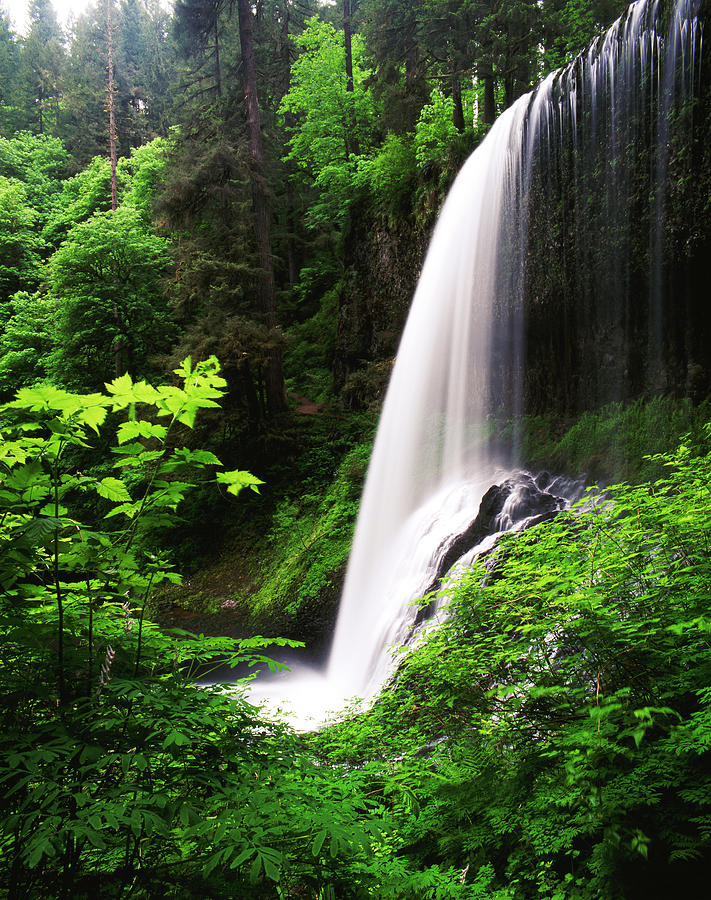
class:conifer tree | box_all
[237,0,287,415]
[0,10,22,135]
[19,0,66,134]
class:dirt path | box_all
[291,392,323,415]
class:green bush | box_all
[356,133,418,222]
[522,396,711,482]
[414,88,459,171]
[316,424,711,897]
[0,359,383,898]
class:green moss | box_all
[247,440,371,637]
[522,395,711,483]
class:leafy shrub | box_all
[414,88,459,171]
[0,290,54,395]
[0,359,384,898]
[47,205,173,391]
[248,441,371,641]
[356,133,418,222]
[522,396,711,483]
[317,424,711,897]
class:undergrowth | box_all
[312,422,711,898]
[248,441,371,643]
[522,395,711,482]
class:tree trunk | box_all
[236,0,287,416]
[106,0,118,212]
[344,0,354,93]
[452,68,465,133]
[343,0,359,157]
[481,57,496,126]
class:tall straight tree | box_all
[236,0,287,416]
[0,11,22,135]
[173,0,229,101]
[343,0,359,155]
[20,0,66,134]
[106,0,118,210]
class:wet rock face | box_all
[334,218,431,401]
[423,473,566,600]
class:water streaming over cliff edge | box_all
[249,0,704,728]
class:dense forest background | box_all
[1,0,711,897]
[0,0,644,626]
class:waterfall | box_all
[324,97,530,700]
[250,0,704,727]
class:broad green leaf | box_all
[216,470,264,497]
[117,420,167,444]
[95,477,132,503]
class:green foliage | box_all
[523,396,711,483]
[0,10,22,135]
[249,441,370,634]
[284,287,339,403]
[0,131,69,221]
[0,290,54,395]
[0,177,43,307]
[0,359,390,898]
[355,133,418,222]
[43,156,130,248]
[541,0,628,73]
[315,424,711,897]
[44,139,169,249]
[414,87,460,170]
[280,16,377,228]
[18,0,66,135]
[48,204,173,390]
[121,138,170,223]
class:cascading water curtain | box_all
[518,0,705,415]
[327,0,706,705]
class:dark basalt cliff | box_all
[334,1,711,419]
[334,214,431,408]
[521,4,711,416]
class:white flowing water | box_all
[249,101,531,728]
[248,0,702,729]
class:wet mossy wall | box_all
[336,0,711,421]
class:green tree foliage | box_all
[280,15,376,228]
[541,0,630,72]
[0,177,43,309]
[166,0,303,426]
[0,290,54,395]
[43,138,167,251]
[173,0,232,100]
[354,132,418,220]
[60,0,177,169]
[48,205,172,389]
[116,0,177,145]
[19,0,67,135]
[414,86,460,168]
[0,131,69,224]
[158,133,284,429]
[58,7,108,167]
[359,0,430,133]
[120,136,170,221]
[0,9,22,135]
